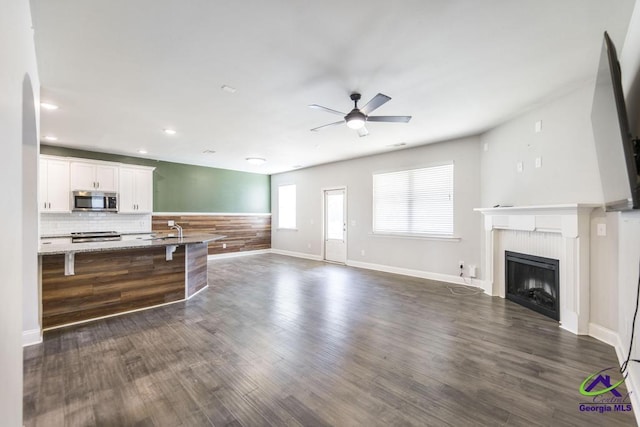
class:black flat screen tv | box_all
[591,31,640,211]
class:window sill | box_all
[370,232,461,242]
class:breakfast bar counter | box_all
[38,233,224,329]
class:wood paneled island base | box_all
[39,234,222,329]
[42,246,186,328]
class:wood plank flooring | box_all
[24,254,635,426]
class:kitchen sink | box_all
[146,236,179,241]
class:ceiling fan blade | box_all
[360,93,391,115]
[310,120,344,132]
[308,104,346,116]
[357,126,369,137]
[367,115,412,123]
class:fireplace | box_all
[505,251,560,321]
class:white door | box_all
[324,188,346,263]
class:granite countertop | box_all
[38,233,225,255]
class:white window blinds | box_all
[278,184,296,229]
[373,163,454,236]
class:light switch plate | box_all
[535,157,542,168]
[517,161,523,173]
[597,223,607,236]
[535,120,542,133]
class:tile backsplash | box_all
[40,212,152,236]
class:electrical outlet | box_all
[517,161,523,173]
[222,243,227,249]
[469,265,477,278]
[535,157,542,168]
[167,220,175,227]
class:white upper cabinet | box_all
[70,160,118,191]
[40,156,70,213]
[118,166,154,213]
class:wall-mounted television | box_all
[591,31,640,211]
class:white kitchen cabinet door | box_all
[135,168,153,212]
[40,157,70,212]
[95,165,118,191]
[118,167,136,213]
[118,166,154,213]
[69,161,95,190]
[70,161,118,191]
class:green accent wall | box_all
[40,145,271,213]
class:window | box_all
[278,184,296,229]
[373,163,453,236]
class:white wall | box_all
[0,0,39,425]
[23,72,40,346]
[271,136,482,280]
[616,1,640,421]
[480,84,604,207]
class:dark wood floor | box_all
[24,254,635,426]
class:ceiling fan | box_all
[309,93,411,137]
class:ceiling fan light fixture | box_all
[346,117,365,130]
[345,110,366,130]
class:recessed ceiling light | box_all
[202,149,216,154]
[40,102,59,110]
[163,128,176,135]
[389,142,408,147]
[221,85,237,94]
[138,149,148,154]
[246,157,266,165]
[292,165,302,169]
[43,135,58,141]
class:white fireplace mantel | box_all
[475,204,598,335]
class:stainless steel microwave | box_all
[72,191,118,212]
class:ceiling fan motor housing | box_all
[346,93,366,128]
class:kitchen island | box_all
[38,233,224,329]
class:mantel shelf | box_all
[474,204,600,215]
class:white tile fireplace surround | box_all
[475,205,597,335]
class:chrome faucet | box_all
[170,223,183,239]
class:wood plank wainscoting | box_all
[152,214,271,255]
[42,246,186,329]
[186,242,208,297]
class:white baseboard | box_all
[616,334,640,427]
[588,323,619,348]
[345,259,482,287]
[588,323,640,425]
[22,328,42,347]
[270,249,323,261]
[207,249,271,260]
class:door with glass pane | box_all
[324,188,346,263]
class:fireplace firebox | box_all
[505,251,559,321]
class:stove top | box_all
[71,231,121,243]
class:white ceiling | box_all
[31,0,635,175]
